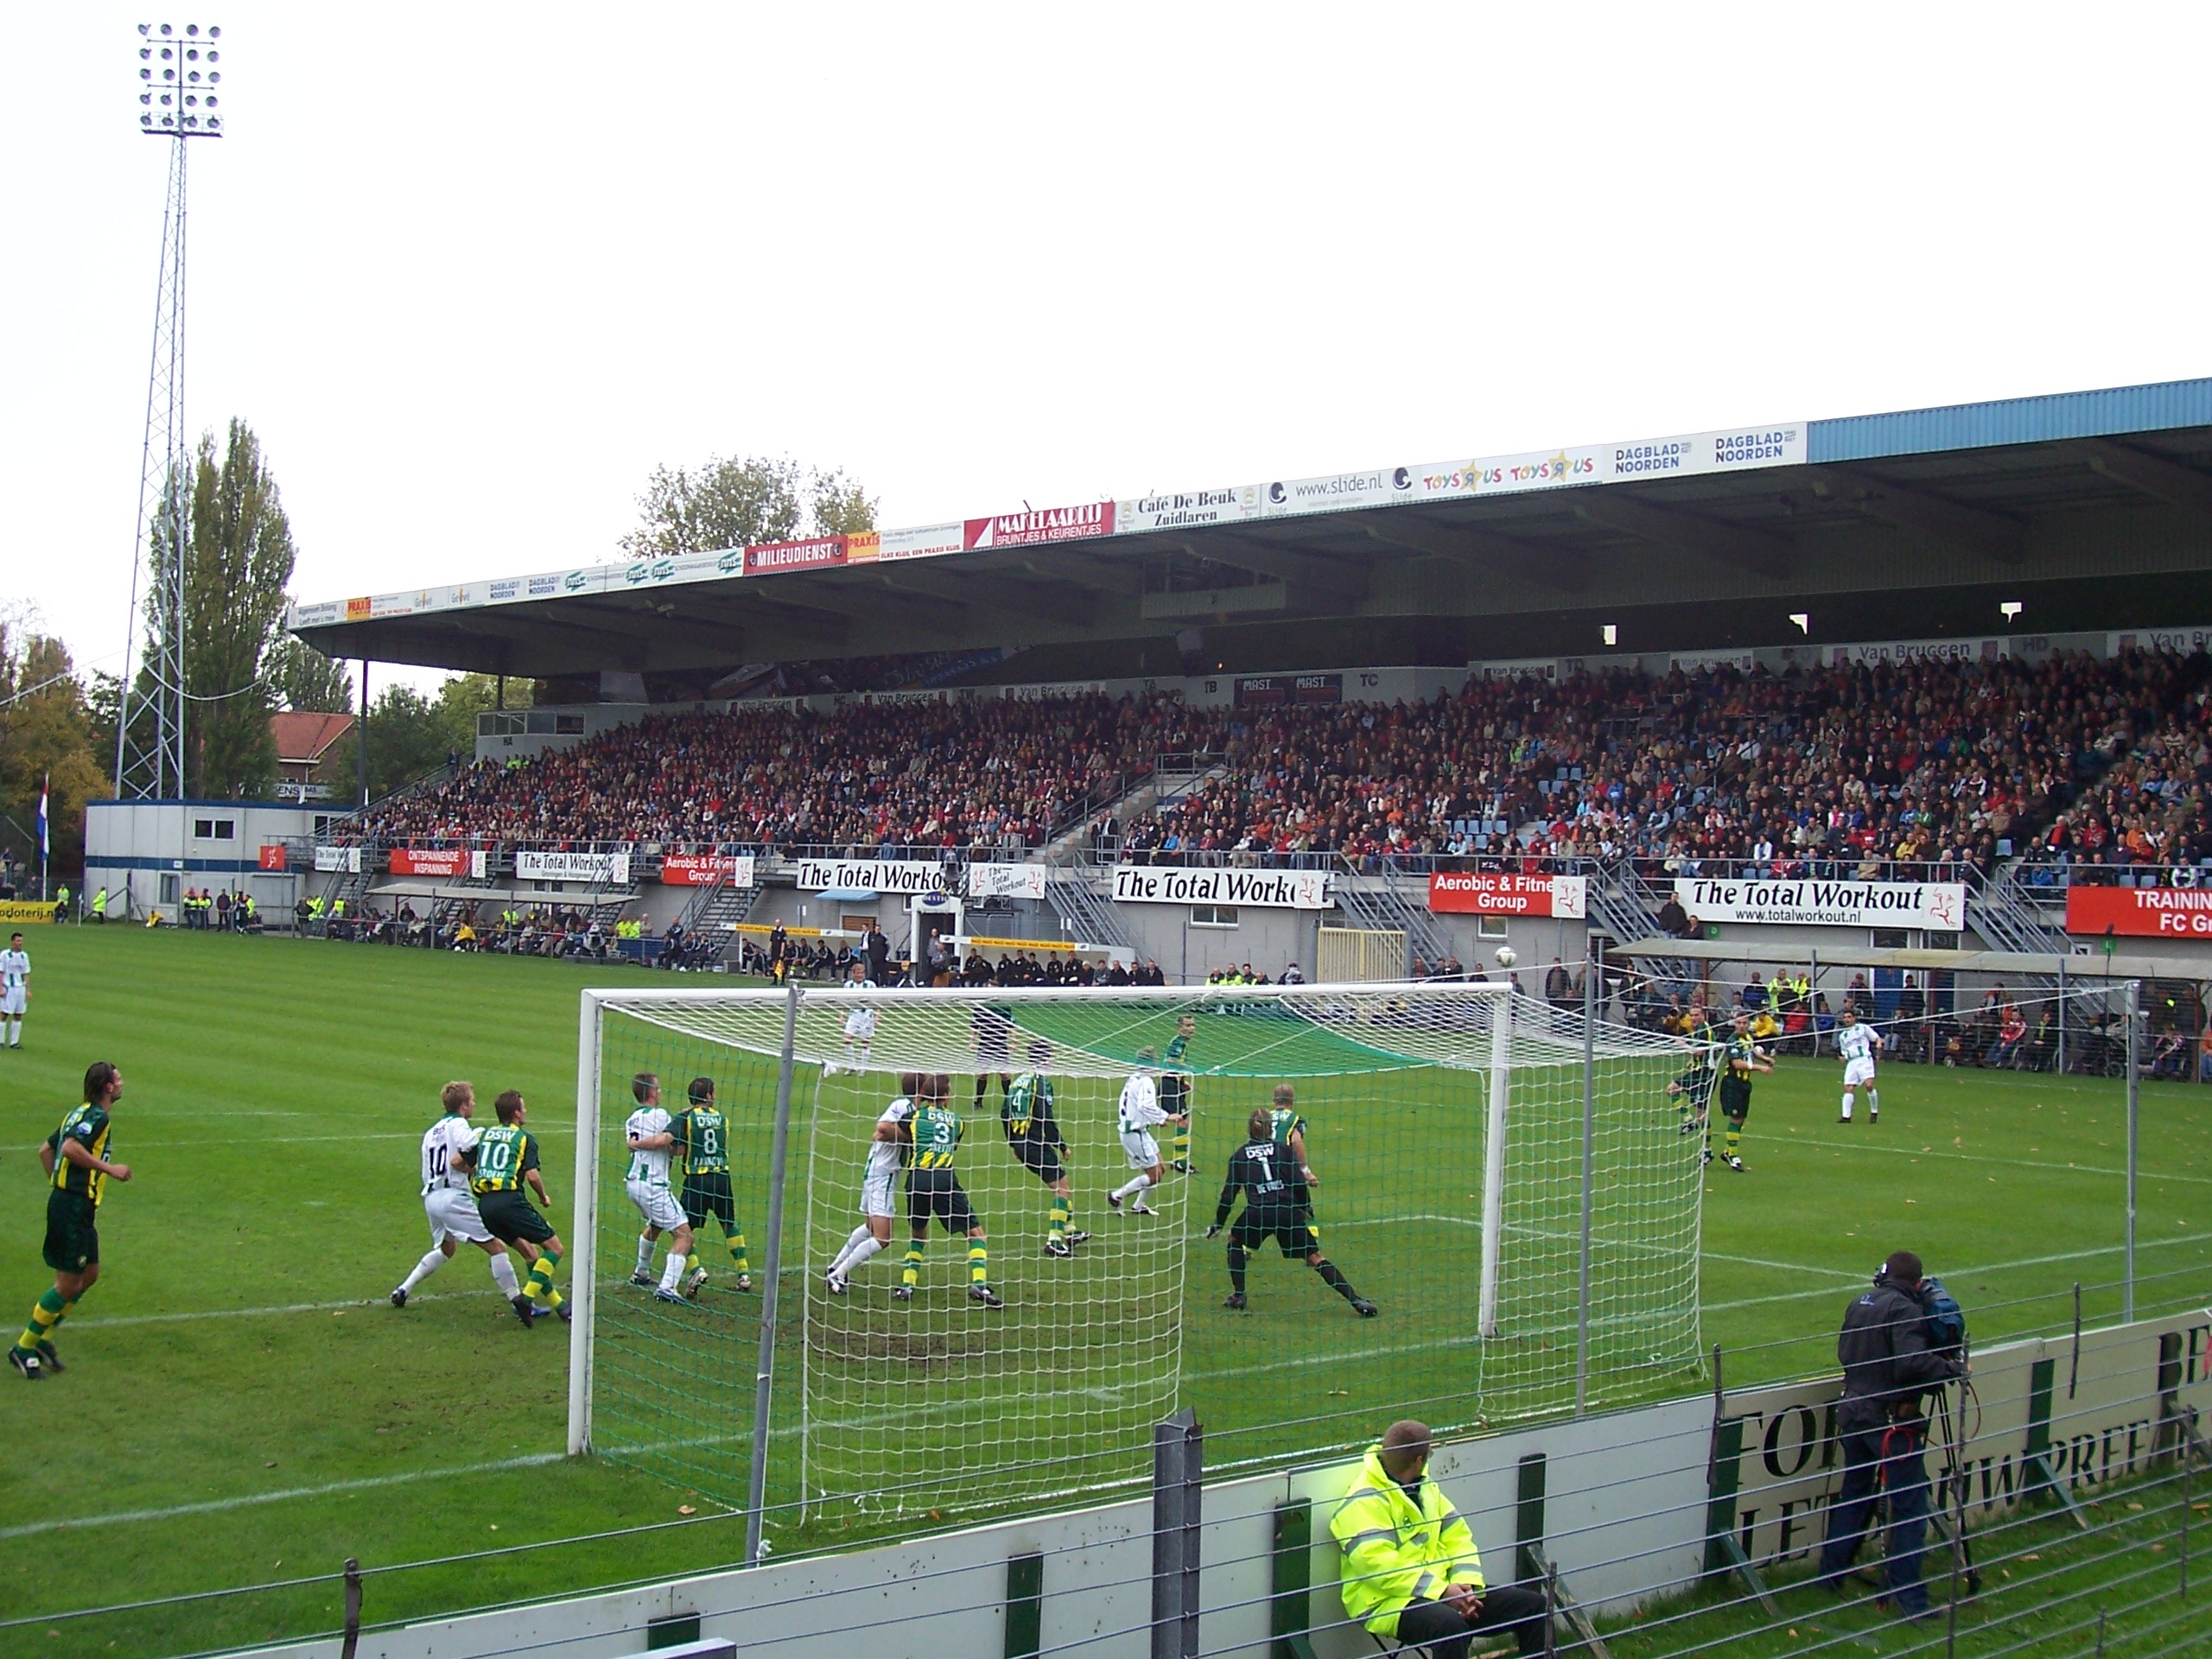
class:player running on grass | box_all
[622,1073,694,1305]
[672,1076,749,1295]
[11,1062,130,1379]
[1837,1004,1880,1125]
[456,1090,569,1325]
[391,1081,524,1311]
[1109,1049,1186,1216]
[1713,1012,1774,1172]
[1208,1109,1376,1317]
[1001,1040,1091,1257]
[898,1073,1002,1306]
[825,1073,918,1294]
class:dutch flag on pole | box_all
[38,773,49,859]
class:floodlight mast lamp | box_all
[114,23,223,810]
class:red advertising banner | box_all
[389,847,479,879]
[2063,884,2212,938]
[257,844,288,872]
[744,537,848,575]
[962,501,1116,550]
[660,853,757,887]
[1427,870,1586,918]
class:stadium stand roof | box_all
[291,375,2212,680]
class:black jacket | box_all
[1837,1280,1955,1425]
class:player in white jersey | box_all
[622,1072,693,1303]
[1837,1005,1880,1124]
[824,1072,919,1293]
[391,1081,528,1319]
[829,962,878,1074]
[1108,1048,1187,1217]
[0,933,28,1048]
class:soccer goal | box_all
[566,981,1704,1544]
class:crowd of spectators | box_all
[358,692,1205,855]
[347,648,2212,885]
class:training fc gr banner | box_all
[1675,876,1966,931]
[516,849,633,885]
[1111,865,1332,910]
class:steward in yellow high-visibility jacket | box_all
[1328,1421,1549,1656]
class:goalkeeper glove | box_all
[1205,1225,1221,1240]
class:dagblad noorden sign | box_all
[1111,865,1332,910]
[1675,876,1966,930]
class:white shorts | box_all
[860,1166,898,1220]
[1844,1057,1878,1088]
[0,988,23,1016]
[626,1178,686,1231]
[843,1011,876,1039]
[425,1186,493,1247]
[1120,1128,1161,1171]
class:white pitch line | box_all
[0,1452,565,1541]
[126,1132,423,1149]
[1786,1133,2212,1185]
[73,1289,501,1330]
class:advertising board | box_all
[660,854,759,888]
[515,849,632,885]
[2064,884,2212,938]
[1109,865,1331,910]
[1427,870,1586,918]
[1675,877,1966,930]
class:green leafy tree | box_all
[0,625,105,880]
[620,455,874,556]
[267,635,354,714]
[181,422,298,797]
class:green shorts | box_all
[477,1189,558,1248]
[43,1190,99,1274]
[1717,1078,1753,1122]
[681,1172,738,1232]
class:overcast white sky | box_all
[6,5,2209,692]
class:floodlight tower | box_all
[113,22,224,801]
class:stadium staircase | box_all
[1333,862,1451,969]
[1046,864,1135,954]
[1969,863,2071,957]
[674,877,761,944]
[1587,861,1698,984]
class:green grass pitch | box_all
[1,926,2206,1656]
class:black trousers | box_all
[1394,1588,1550,1658]
[1818,1415,1932,1612]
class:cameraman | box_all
[1815,1249,1962,1621]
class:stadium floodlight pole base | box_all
[744,984,800,1567]
[1478,992,1512,1339]
[568,989,605,1457]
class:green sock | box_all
[902,1241,925,1287]
[969,1241,988,1284]
[16,1287,67,1353]
[729,1231,749,1275]
[526,1250,562,1304]
[1172,1121,1189,1162]
[1725,1125,1741,1158]
[1049,1194,1069,1242]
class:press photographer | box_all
[1815,1249,1967,1622]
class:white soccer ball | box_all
[1495,945,1518,969]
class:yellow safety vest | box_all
[1328,1446,1486,1637]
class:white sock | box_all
[843,1236,884,1276]
[6,1019,18,1046]
[1112,1173,1155,1203]
[1867,1090,1879,1116]
[400,1248,446,1294]
[856,1043,870,1068]
[1840,1091,1853,1120]
[635,1234,656,1274]
[659,1251,689,1293]
[830,1224,871,1276]
[489,1253,520,1296]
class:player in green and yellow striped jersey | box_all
[1001,1040,1091,1258]
[1162,1014,1197,1172]
[899,1073,1001,1306]
[458,1090,568,1325]
[12,1062,132,1380]
[673,1076,749,1297]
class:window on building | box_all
[1922,930,1961,951]
[194,819,213,839]
[1190,905,1239,928]
[1871,928,1910,950]
[1478,916,1510,940]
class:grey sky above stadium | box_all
[6,5,2209,689]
